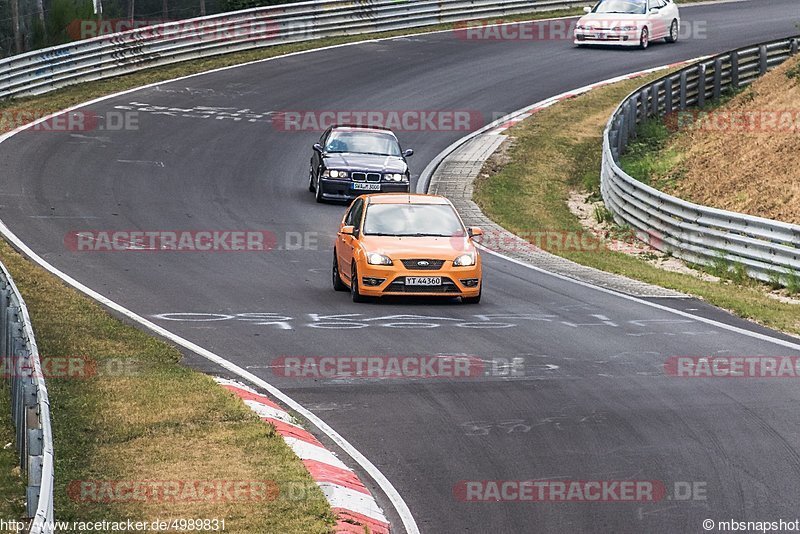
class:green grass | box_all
[0,240,334,532]
[473,73,800,335]
[0,387,26,520]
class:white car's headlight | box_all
[367,252,393,265]
[620,26,637,31]
[328,169,348,178]
[453,254,476,267]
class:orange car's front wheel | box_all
[332,251,347,292]
[351,263,367,303]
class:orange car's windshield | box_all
[362,203,465,237]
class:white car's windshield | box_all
[363,204,465,237]
[593,0,647,14]
[325,130,402,156]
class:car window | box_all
[362,203,465,237]
[345,198,363,226]
[325,130,401,156]
[593,0,647,14]
[352,200,365,231]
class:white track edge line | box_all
[479,244,800,351]
[417,56,800,352]
[0,219,420,534]
[0,8,761,534]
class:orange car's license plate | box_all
[405,276,441,286]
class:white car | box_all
[574,0,680,49]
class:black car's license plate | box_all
[352,183,381,191]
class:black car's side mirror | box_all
[313,143,324,154]
[403,148,414,157]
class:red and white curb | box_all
[215,377,390,534]
[487,56,711,135]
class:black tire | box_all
[351,263,366,302]
[639,27,649,49]
[332,252,347,291]
[462,290,481,304]
[315,173,325,203]
[308,163,315,192]
[665,19,678,43]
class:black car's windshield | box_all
[363,203,465,237]
[325,130,402,156]
[593,0,647,14]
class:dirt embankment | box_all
[657,55,800,224]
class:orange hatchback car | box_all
[332,193,483,303]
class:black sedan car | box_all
[309,125,413,202]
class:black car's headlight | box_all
[323,169,349,178]
[384,173,408,182]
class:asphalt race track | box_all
[2,1,800,531]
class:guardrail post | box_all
[791,39,799,56]
[697,64,706,108]
[627,95,638,139]
[730,51,739,90]
[650,83,659,116]
[713,58,722,100]
[679,70,688,110]
[758,45,768,75]
[616,114,626,155]
[664,76,673,114]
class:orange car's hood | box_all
[359,235,475,260]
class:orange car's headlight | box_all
[453,253,476,267]
[366,252,393,265]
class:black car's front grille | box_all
[400,259,445,270]
[384,277,459,293]
[352,172,381,182]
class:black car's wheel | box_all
[351,263,366,303]
[665,19,678,43]
[332,251,347,291]
[639,27,649,49]
[308,163,315,192]
[315,174,325,203]
[462,289,481,304]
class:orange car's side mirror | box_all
[468,227,483,238]
[340,225,356,236]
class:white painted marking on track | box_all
[317,483,389,523]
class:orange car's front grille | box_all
[400,259,445,270]
[384,277,459,293]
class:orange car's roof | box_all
[364,193,452,205]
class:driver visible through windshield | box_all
[325,130,402,156]
[363,203,466,237]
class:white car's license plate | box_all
[405,276,441,286]
[353,183,381,191]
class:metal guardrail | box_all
[0,262,54,534]
[0,0,593,99]
[602,35,800,285]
